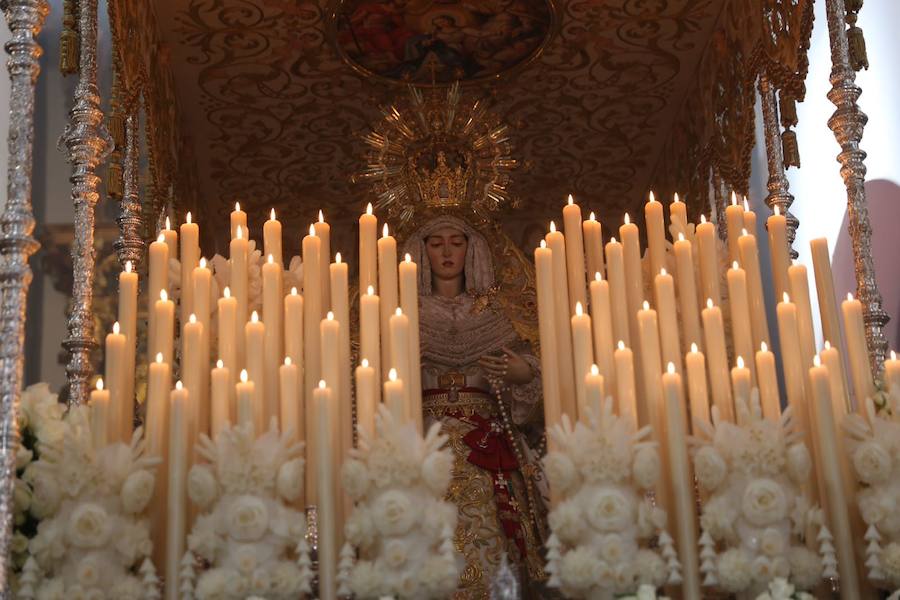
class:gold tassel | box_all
[782,130,800,169]
[779,95,798,129]
[848,26,869,71]
[845,0,863,12]
[107,162,124,200]
[108,112,125,150]
[60,0,79,75]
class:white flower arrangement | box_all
[842,386,900,589]
[183,420,313,600]
[338,406,459,599]
[15,389,161,600]
[543,399,676,598]
[753,577,815,600]
[692,394,825,597]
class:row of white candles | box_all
[90,204,424,600]
[535,193,900,598]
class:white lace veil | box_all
[402,215,495,296]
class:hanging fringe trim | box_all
[60,0,79,75]
[782,130,800,169]
[845,1,869,71]
[106,162,124,199]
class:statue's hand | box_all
[479,347,533,386]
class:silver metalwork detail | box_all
[824,0,890,376]
[759,75,799,259]
[0,0,49,592]
[114,110,145,270]
[711,168,728,241]
[61,0,111,406]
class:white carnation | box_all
[115,521,153,565]
[345,506,376,550]
[421,450,453,495]
[741,478,787,527]
[693,445,726,491]
[226,496,270,542]
[543,452,578,493]
[270,561,304,596]
[787,546,821,590]
[785,443,811,485]
[341,458,370,501]
[758,527,786,557]
[598,533,629,565]
[382,538,409,569]
[584,488,632,532]
[559,547,601,593]
[23,463,60,519]
[717,547,753,592]
[66,503,111,549]
[276,458,304,502]
[196,568,231,599]
[188,465,218,509]
[121,470,155,514]
[548,499,583,544]
[350,560,384,597]
[633,549,667,587]
[372,490,416,536]
[632,446,660,490]
[75,555,101,587]
[852,440,892,484]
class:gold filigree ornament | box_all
[353,82,519,230]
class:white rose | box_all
[758,527,786,557]
[34,578,64,600]
[881,542,900,586]
[341,458,370,501]
[785,443,811,485]
[350,561,384,598]
[34,419,65,449]
[234,545,259,574]
[559,547,601,593]
[585,488,632,532]
[632,447,660,490]
[372,490,417,536]
[634,549,667,588]
[75,555,101,587]
[751,555,775,582]
[741,479,787,527]
[121,470,155,514]
[598,533,628,565]
[249,567,270,595]
[612,561,638,594]
[277,458,304,503]
[29,520,65,568]
[421,450,453,495]
[548,499,582,544]
[693,446,726,491]
[543,452,578,493]
[383,539,409,569]
[227,496,269,541]
[397,573,421,598]
[852,441,892,484]
[787,546,822,590]
[187,465,218,509]
[717,547,753,592]
[21,383,62,433]
[23,463,60,519]
[345,507,376,549]
[857,488,889,525]
[66,503,111,548]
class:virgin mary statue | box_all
[403,215,549,598]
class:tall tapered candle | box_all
[153,289,175,365]
[399,254,422,432]
[315,210,331,310]
[284,286,304,369]
[645,192,666,281]
[727,261,755,382]
[685,344,710,428]
[230,201,247,241]
[842,293,875,409]
[182,314,204,446]
[673,233,702,352]
[145,354,170,567]
[264,208,283,266]
[886,350,900,393]
[180,212,200,324]
[90,378,109,450]
[236,369,256,434]
[702,299,734,423]
[788,262,816,368]
[105,322,126,442]
[231,225,249,337]
[670,192,687,228]
[755,342,780,421]
[389,307,411,420]
[738,229,770,356]
[303,225,322,499]
[822,342,850,418]
[359,202,378,294]
[662,362,700,598]
[165,381,188,600]
[725,192,744,264]
[776,293,808,433]
[546,221,576,419]
[191,258,212,438]
[245,311,265,419]
[604,237,630,346]
[535,241,562,429]
[583,211,605,281]
[314,380,337,600]
[355,359,376,438]
[731,356,752,419]
[696,215,722,309]
[319,312,341,506]
[584,365,604,414]
[384,368,405,422]
[279,357,300,441]
[742,198,757,236]
[620,213,644,344]
[331,252,355,451]
[614,341,638,430]
[360,286,382,405]
[655,268,682,374]
[148,234,168,360]
[562,195,587,310]
[808,357,860,593]
[262,254,283,425]
[161,216,178,266]
[810,238,843,351]
[210,360,230,438]
[377,224,399,381]
[767,205,791,301]
[571,302,594,418]
[589,272,616,392]
[637,301,663,433]
[218,287,238,392]
[118,260,138,432]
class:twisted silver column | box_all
[0,0,49,593]
[114,110,145,270]
[759,75,799,259]
[824,0,890,376]
[61,0,110,405]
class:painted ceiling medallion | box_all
[333,0,554,84]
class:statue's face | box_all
[425,227,468,281]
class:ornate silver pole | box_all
[758,75,799,259]
[114,110,145,269]
[0,0,49,592]
[824,0,890,376]
[61,0,110,405]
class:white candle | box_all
[165,381,188,600]
[645,192,666,282]
[145,355,170,567]
[302,225,322,502]
[727,261,755,383]
[685,344,710,428]
[279,357,301,442]
[264,208,283,266]
[725,192,744,265]
[674,233,703,352]
[669,193,687,229]
[236,369,256,434]
[359,286,382,406]
[562,195,587,310]
[355,359,376,438]
[604,237,630,346]
[755,342,781,422]
[742,198,757,238]
[654,268,682,374]
[842,293,874,410]
[148,234,168,361]
[245,311,265,428]
[620,214,644,346]
[104,322,126,443]
[314,380,337,600]
[384,369,405,422]
[153,289,175,367]
[637,301,663,435]
[182,314,204,448]
[161,216,178,261]
[319,311,341,421]
[179,212,200,325]
[589,273,616,393]
[230,201,247,241]
[89,378,109,450]
[262,255,283,427]
[377,224,399,382]
[314,210,331,310]
[284,286,304,370]
[399,254,422,433]
[810,238,843,352]
[738,228,770,355]
[230,225,249,337]
[696,214,722,309]
[614,341,638,430]
[767,205,791,301]
[702,299,734,423]
[730,356,752,418]
[118,261,138,438]
[776,293,808,434]
[788,262,816,369]
[546,222,576,420]
[217,287,238,394]
[571,302,594,419]
[359,202,378,294]
[210,360,230,438]
[389,307,411,421]
[331,253,354,461]
[191,258,212,441]
[535,241,562,429]
[886,350,900,394]
[583,211,605,282]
